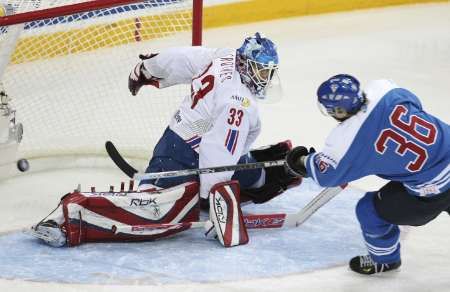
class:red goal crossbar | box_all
[0,0,203,46]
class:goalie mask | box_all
[236,32,281,100]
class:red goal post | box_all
[0,0,203,176]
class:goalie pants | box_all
[356,181,450,264]
[140,127,262,189]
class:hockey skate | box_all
[26,220,67,247]
[349,255,401,275]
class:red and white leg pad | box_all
[61,181,199,246]
[208,181,249,247]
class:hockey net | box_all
[0,0,202,174]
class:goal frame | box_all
[0,0,204,178]
[0,0,203,46]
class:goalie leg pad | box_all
[61,181,200,246]
[209,181,249,247]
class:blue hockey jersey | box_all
[305,79,449,197]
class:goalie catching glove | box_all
[128,53,161,96]
[240,140,303,204]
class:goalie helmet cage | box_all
[0,0,203,175]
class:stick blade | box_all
[105,141,138,178]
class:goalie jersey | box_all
[306,79,450,197]
[142,47,261,198]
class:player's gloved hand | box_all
[128,53,161,96]
[285,146,315,177]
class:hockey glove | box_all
[285,146,315,177]
[128,53,161,96]
[241,140,302,204]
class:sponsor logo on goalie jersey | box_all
[230,95,251,107]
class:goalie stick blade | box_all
[105,141,138,178]
[244,185,346,229]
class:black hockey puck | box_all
[17,158,29,172]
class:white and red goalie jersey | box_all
[141,47,262,198]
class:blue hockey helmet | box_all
[236,32,279,98]
[317,74,365,121]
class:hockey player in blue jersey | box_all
[285,74,450,275]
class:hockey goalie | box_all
[28,33,301,247]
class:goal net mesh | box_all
[0,0,197,172]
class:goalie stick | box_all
[105,141,346,230]
[112,184,347,235]
[105,140,286,180]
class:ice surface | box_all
[0,179,365,285]
[0,2,449,291]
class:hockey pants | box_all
[140,127,261,189]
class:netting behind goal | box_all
[0,0,202,173]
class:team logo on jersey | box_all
[314,154,330,173]
[225,129,239,154]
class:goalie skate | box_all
[26,220,66,247]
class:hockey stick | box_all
[106,140,286,180]
[112,184,346,235]
[105,141,138,178]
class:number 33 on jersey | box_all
[167,49,262,197]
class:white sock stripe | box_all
[365,242,399,253]
[365,237,400,256]
[366,247,398,256]
[365,238,400,250]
